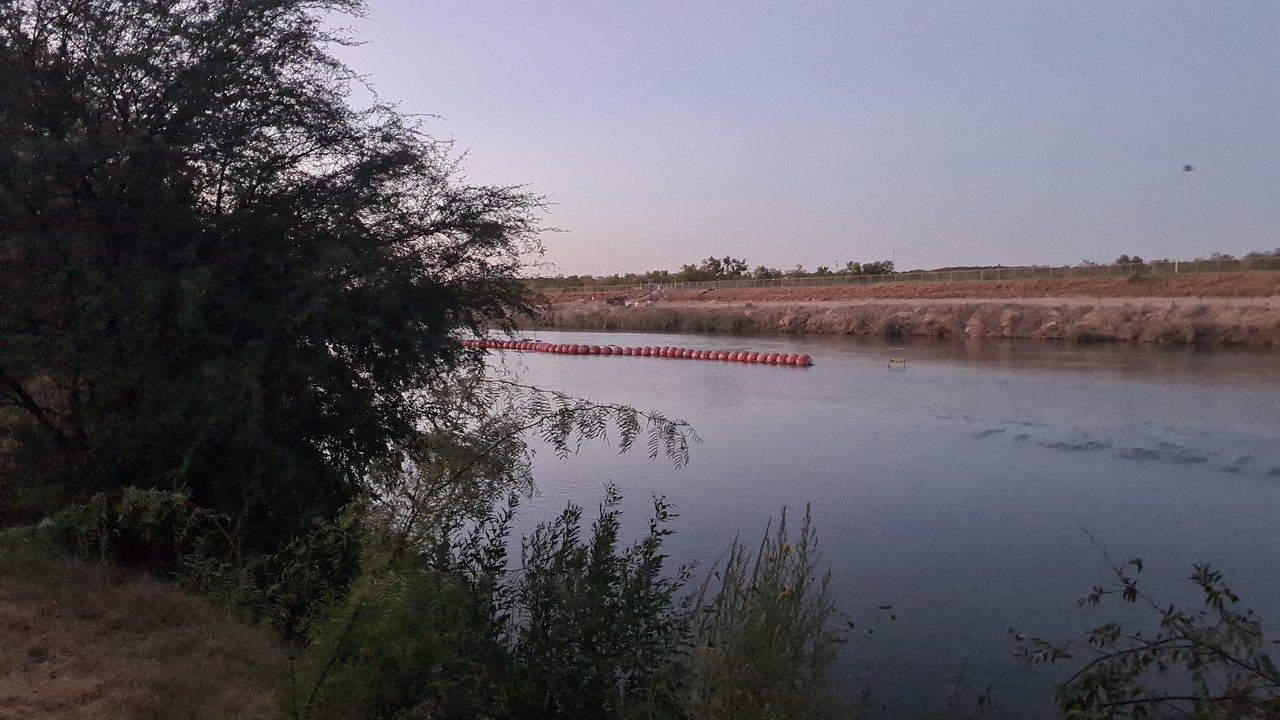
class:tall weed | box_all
[683,505,845,720]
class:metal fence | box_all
[549,256,1280,294]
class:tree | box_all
[0,0,543,547]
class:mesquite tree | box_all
[0,0,543,546]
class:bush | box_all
[1018,552,1280,719]
[683,505,846,720]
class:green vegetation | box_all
[528,256,896,291]
[1017,547,1280,718]
[17,482,847,720]
[0,0,541,548]
[530,251,1280,293]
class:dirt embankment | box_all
[536,273,1280,346]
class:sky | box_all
[330,1,1279,276]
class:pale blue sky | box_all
[332,1,1278,275]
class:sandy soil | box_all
[537,273,1280,345]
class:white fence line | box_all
[542,257,1280,294]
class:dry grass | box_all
[547,271,1280,304]
[0,539,285,720]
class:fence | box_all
[545,256,1280,294]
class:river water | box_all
[495,330,1280,717]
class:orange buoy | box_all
[506,339,812,366]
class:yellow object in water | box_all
[888,358,906,370]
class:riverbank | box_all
[0,538,284,719]
[535,273,1280,345]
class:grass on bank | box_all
[0,535,286,720]
[0,486,851,720]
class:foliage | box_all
[683,505,846,720]
[0,0,543,547]
[527,257,896,290]
[511,485,691,718]
[1017,549,1280,719]
[35,476,847,720]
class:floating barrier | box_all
[461,338,812,366]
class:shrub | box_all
[1018,552,1280,719]
[683,505,845,720]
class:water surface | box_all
[497,331,1280,716]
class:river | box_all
[494,330,1280,717]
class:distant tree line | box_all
[532,247,1280,290]
[527,256,896,290]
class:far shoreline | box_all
[530,273,1280,347]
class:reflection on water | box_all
[495,331,1280,717]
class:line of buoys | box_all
[461,339,812,366]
